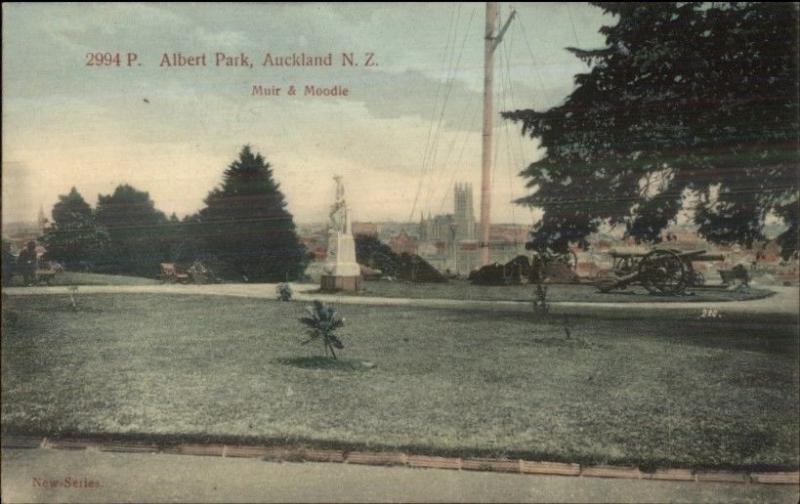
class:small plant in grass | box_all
[299,300,345,359]
[68,286,79,312]
[533,283,549,314]
[276,282,293,301]
[530,252,551,314]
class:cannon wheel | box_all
[639,249,687,295]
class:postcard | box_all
[2,2,798,503]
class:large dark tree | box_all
[504,2,799,258]
[196,146,307,282]
[41,187,108,269]
[94,184,169,275]
[355,234,400,276]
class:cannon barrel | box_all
[691,254,724,262]
[672,250,724,261]
[663,250,725,262]
[595,270,640,292]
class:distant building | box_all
[489,224,528,246]
[419,213,456,242]
[4,216,47,255]
[299,236,327,261]
[454,183,476,240]
[415,182,529,275]
[389,230,418,256]
[352,222,379,237]
[419,183,476,242]
[368,221,415,242]
[353,222,380,237]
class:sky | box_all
[2,2,612,226]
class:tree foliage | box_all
[504,2,799,258]
[96,184,167,230]
[195,146,307,282]
[40,147,307,280]
[41,187,108,269]
[354,234,400,276]
[94,184,169,275]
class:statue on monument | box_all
[329,175,350,235]
[321,175,361,291]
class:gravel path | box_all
[3,284,797,318]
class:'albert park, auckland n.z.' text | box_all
[84,51,379,68]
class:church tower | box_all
[454,183,475,240]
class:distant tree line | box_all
[42,146,308,281]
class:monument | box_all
[321,176,362,292]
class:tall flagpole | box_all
[479,1,497,266]
[479,2,515,266]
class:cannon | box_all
[596,249,724,295]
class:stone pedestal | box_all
[320,274,362,292]
[321,231,362,292]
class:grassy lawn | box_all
[347,279,773,304]
[2,293,798,471]
[7,272,159,287]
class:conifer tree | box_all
[94,184,168,275]
[504,2,798,258]
[197,146,307,281]
[42,187,107,269]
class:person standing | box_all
[2,241,16,286]
[17,241,38,286]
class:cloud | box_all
[356,69,478,126]
[2,3,609,225]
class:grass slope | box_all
[7,272,159,287]
[2,293,797,470]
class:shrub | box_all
[276,282,293,301]
[299,301,345,359]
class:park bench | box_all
[159,263,190,284]
[34,268,57,285]
[33,261,62,286]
